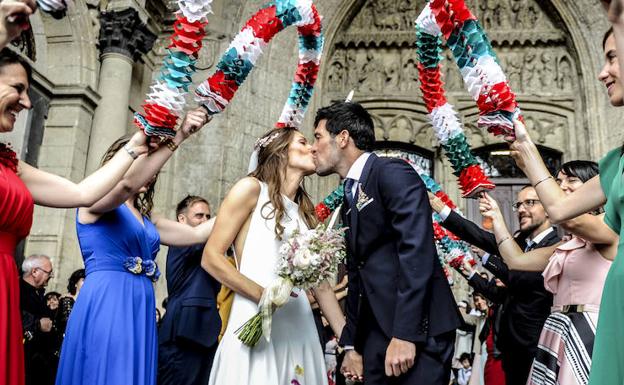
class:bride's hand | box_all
[341,350,364,382]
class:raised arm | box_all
[154,216,215,247]
[201,177,265,304]
[0,0,36,49]
[480,193,559,271]
[78,108,210,221]
[428,192,499,255]
[20,131,149,208]
[509,120,606,223]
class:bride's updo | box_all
[250,127,317,240]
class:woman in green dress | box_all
[508,3,624,382]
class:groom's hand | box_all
[385,338,416,376]
[341,350,364,382]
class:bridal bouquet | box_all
[236,223,346,347]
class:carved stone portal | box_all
[324,0,580,152]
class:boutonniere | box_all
[356,185,374,211]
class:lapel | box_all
[348,153,377,255]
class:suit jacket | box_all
[339,154,461,348]
[158,244,221,350]
[441,211,560,352]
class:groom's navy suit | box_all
[339,154,461,385]
[157,244,222,385]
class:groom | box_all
[312,102,461,384]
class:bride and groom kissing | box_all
[201,101,461,385]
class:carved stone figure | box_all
[539,52,554,88]
[385,57,400,91]
[557,56,573,92]
[400,56,419,92]
[360,50,385,92]
[481,0,499,29]
[522,50,541,92]
[346,50,360,90]
[328,60,346,92]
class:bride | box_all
[201,127,346,384]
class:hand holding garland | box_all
[0,0,36,49]
[509,120,606,224]
[79,107,210,219]
[479,192,558,271]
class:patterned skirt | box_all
[527,311,598,385]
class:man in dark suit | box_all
[157,196,221,385]
[312,102,461,385]
[429,187,560,385]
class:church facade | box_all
[3,0,619,302]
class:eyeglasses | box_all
[512,199,541,211]
[35,267,54,278]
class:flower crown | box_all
[254,131,281,150]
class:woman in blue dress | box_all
[55,108,213,385]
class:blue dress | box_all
[55,204,161,385]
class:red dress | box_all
[0,144,33,385]
[483,314,506,385]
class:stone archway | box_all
[322,0,584,151]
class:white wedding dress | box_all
[209,181,328,385]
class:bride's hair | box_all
[250,127,317,240]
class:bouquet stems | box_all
[235,312,264,347]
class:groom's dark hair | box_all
[314,102,376,151]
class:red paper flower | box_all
[143,103,179,128]
[294,61,319,84]
[458,164,495,198]
[245,6,284,42]
[208,71,239,102]
[449,255,465,269]
[434,190,457,210]
[315,203,331,222]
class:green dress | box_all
[589,147,624,385]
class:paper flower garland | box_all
[415,165,478,273]
[134,2,213,138]
[194,0,323,129]
[416,6,494,198]
[416,1,523,139]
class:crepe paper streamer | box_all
[417,0,523,139]
[416,23,494,197]
[195,0,323,130]
[134,4,212,139]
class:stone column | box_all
[86,8,156,173]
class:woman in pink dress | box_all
[479,160,618,385]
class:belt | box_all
[551,304,600,314]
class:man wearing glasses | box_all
[429,185,560,385]
[20,254,56,385]
[158,195,221,385]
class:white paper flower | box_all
[415,5,441,36]
[429,103,464,145]
[292,0,315,27]
[177,0,213,23]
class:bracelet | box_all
[496,236,511,247]
[533,175,554,189]
[123,144,138,160]
[163,139,179,152]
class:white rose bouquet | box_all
[236,222,346,347]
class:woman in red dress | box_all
[0,4,155,384]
